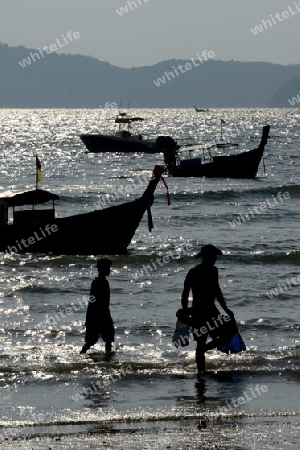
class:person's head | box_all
[195,244,222,265]
[97,258,112,276]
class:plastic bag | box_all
[217,331,246,354]
[172,319,191,348]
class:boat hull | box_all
[0,171,162,256]
[163,125,270,179]
[80,134,160,154]
[0,204,143,256]
[168,146,264,179]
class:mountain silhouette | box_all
[1,43,300,108]
[269,78,300,107]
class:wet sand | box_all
[1,415,299,449]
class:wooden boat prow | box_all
[0,166,167,256]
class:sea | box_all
[0,108,299,449]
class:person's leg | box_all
[80,341,96,354]
[196,345,205,373]
[105,341,112,353]
[205,335,228,352]
[102,315,115,354]
[80,326,99,354]
[80,343,90,354]
[195,333,208,373]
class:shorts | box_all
[85,311,115,344]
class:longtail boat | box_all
[159,125,270,179]
[0,165,168,256]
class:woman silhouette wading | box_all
[80,258,115,355]
[180,244,235,373]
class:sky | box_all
[0,0,299,68]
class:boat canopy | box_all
[115,117,144,124]
[0,189,60,207]
[178,142,239,152]
[211,143,239,149]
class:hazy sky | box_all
[0,0,299,68]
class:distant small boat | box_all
[194,106,209,112]
[80,112,165,153]
[158,125,270,179]
[0,165,168,256]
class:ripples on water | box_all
[0,109,299,444]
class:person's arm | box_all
[181,271,192,309]
[85,279,98,322]
[216,289,234,317]
[215,269,234,318]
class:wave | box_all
[228,249,300,264]
[0,407,299,432]
[113,248,300,266]
[1,349,299,375]
[170,183,300,202]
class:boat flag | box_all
[221,119,226,125]
[36,155,42,186]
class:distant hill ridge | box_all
[0,43,300,108]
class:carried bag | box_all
[217,331,246,354]
[204,314,246,355]
[176,308,193,327]
[172,319,191,348]
[213,315,246,354]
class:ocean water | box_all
[0,108,299,449]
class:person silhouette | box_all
[180,244,234,373]
[80,258,115,355]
